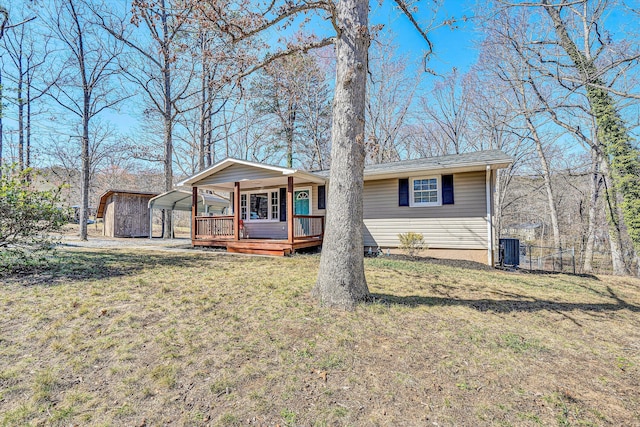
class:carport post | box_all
[287,176,294,244]
[149,205,153,239]
[192,187,198,241]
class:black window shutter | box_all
[399,178,409,206]
[318,185,326,210]
[279,187,287,221]
[442,174,454,205]
[229,192,234,214]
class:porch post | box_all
[191,186,198,241]
[234,181,240,241]
[287,176,294,243]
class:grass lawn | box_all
[1,248,639,426]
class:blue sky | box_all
[100,0,482,141]
[370,0,479,75]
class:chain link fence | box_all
[518,244,577,274]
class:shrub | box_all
[0,166,69,273]
[398,232,427,258]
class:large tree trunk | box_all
[582,147,601,274]
[313,0,370,308]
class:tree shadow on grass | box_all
[6,250,213,286]
[371,286,640,315]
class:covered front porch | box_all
[181,159,327,256]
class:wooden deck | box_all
[192,237,322,256]
[192,214,324,256]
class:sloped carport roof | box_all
[148,189,229,212]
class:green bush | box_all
[0,165,69,273]
[398,232,427,258]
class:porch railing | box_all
[293,215,324,239]
[195,215,234,239]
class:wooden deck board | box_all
[192,237,322,256]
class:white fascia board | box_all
[178,158,297,187]
[362,160,512,181]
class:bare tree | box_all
[365,40,421,164]
[45,0,125,240]
[499,0,640,274]
[417,69,470,155]
[479,15,562,249]
[249,50,331,168]
[95,0,195,238]
[2,16,53,174]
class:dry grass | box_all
[1,248,639,426]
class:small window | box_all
[240,194,247,220]
[410,176,441,207]
[271,191,279,220]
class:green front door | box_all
[294,190,310,215]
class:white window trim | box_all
[409,175,442,207]
[293,187,313,216]
[241,189,280,222]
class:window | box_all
[239,190,280,221]
[249,193,269,220]
[240,194,247,219]
[410,176,441,207]
[271,191,279,220]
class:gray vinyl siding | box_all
[362,171,488,249]
[197,164,284,186]
[237,183,326,239]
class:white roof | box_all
[177,157,327,187]
[148,189,228,212]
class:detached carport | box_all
[148,189,229,238]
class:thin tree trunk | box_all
[583,148,601,273]
[17,67,24,171]
[198,32,207,171]
[161,0,173,239]
[69,0,90,242]
[0,66,3,177]
[26,70,31,172]
[285,105,295,168]
[600,155,629,275]
[313,0,370,308]
[206,73,214,166]
[526,116,560,249]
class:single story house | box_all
[178,150,513,264]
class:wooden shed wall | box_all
[103,196,116,237]
[106,193,152,238]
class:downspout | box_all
[486,166,493,266]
